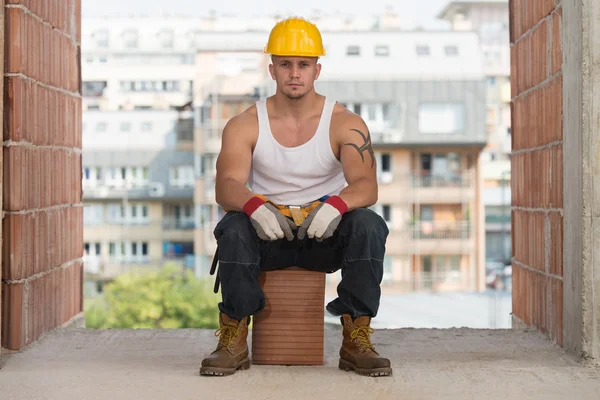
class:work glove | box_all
[297,196,348,241]
[243,196,296,241]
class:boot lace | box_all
[215,325,239,352]
[351,326,376,353]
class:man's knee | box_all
[214,212,256,242]
[339,208,389,239]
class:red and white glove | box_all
[243,196,296,241]
[297,196,348,241]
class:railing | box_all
[485,215,511,224]
[162,217,196,230]
[411,174,470,188]
[410,221,471,240]
[413,271,463,290]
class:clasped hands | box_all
[242,195,349,242]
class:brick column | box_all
[2,1,82,350]
[509,1,563,345]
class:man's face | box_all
[269,56,321,100]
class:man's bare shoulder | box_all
[331,103,370,139]
[222,105,259,142]
[224,105,258,131]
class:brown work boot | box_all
[199,313,251,376]
[338,314,392,377]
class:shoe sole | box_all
[338,358,392,377]
[199,359,251,376]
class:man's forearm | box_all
[337,178,378,211]
[215,178,255,212]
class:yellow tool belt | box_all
[254,194,323,226]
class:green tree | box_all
[85,265,220,329]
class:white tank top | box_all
[248,97,347,205]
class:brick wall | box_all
[510,0,563,345]
[2,0,82,350]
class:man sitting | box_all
[200,17,392,378]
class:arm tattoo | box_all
[344,128,375,168]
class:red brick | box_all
[1,282,26,350]
[551,8,562,75]
[513,266,548,332]
[27,262,82,346]
[509,0,518,42]
[512,211,545,271]
[546,78,563,144]
[3,148,81,209]
[75,0,81,42]
[4,8,23,74]
[4,7,77,91]
[551,278,563,345]
[551,144,563,208]
[510,45,518,96]
[8,0,73,38]
[532,22,548,89]
[3,208,82,280]
[549,212,563,277]
[3,146,24,211]
[511,149,551,208]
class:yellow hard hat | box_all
[264,17,326,57]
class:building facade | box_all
[82,110,196,283]
[438,0,512,266]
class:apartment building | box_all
[438,0,512,264]
[81,17,198,111]
[192,30,487,293]
[82,110,196,282]
[81,18,198,285]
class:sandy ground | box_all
[1,325,599,400]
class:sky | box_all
[82,0,452,29]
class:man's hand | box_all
[243,196,296,241]
[297,196,349,241]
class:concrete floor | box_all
[1,326,599,400]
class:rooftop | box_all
[1,325,598,399]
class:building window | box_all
[382,205,391,222]
[94,29,109,48]
[170,166,195,188]
[381,153,391,172]
[346,45,360,56]
[122,29,138,49]
[366,104,377,121]
[96,122,107,132]
[382,256,393,285]
[84,204,104,225]
[194,154,205,177]
[375,45,390,56]
[158,29,175,48]
[141,122,152,132]
[416,45,430,56]
[82,81,107,97]
[120,122,131,132]
[418,103,465,134]
[382,103,391,121]
[445,45,459,56]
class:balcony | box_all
[386,221,473,255]
[377,173,474,204]
[162,217,196,242]
[410,173,474,203]
[162,217,196,230]
[83,182,194,201]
